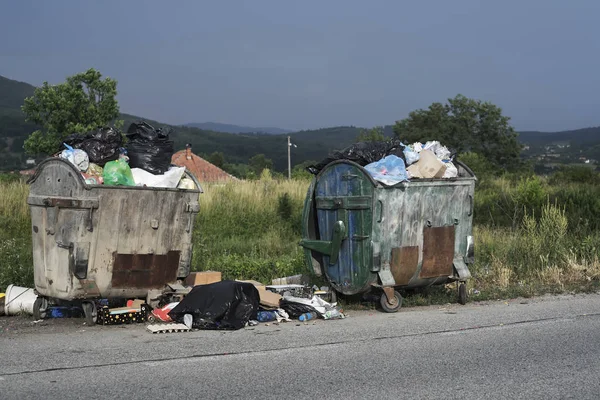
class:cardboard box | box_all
[407,149,447,179]
[235,280,281,308]
[236,280,266,290]
[258,290,282,309]
[185,271,222,287]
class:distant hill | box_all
[518,127,600,145]
[1,73,599,172]
[185,122,292,135]
[0,75,35,110]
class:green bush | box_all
[549,165,600,185]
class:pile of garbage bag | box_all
[64,127,123,166]
[54,122,195,190]
[168,281,260,330]
[10,272,346,331]
[306,139,406,175]
[309,139,459,186]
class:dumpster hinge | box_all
[299,220,346,265]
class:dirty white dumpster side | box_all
[27,158,201,301]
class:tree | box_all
[207,151,225,168]
[291,160,317,180]
[393,94,522,169]
[248,153,273,176]
[356,126,385,142]
[22,68,120,155]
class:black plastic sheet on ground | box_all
[307,139,406,175]
[168,281,259,330]
[63,127,123,166]
[125,121,174,175]
[279,299,319,318]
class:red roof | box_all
[171,149,236,183]
[20,168,36,175]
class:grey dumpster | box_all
[300,159,476,312]
[27,158,202,322]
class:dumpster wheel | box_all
[82,301,98,325]
[458,283,467,305]
[33,297,49,320]
[380,290,402,313]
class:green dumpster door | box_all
[315,162,374,295]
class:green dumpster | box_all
[300,159,476,312]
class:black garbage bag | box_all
[279,299,319,318]
[168,280,259,330]
[307,139,406,175]
[63,127,123,166]
[125,121,174,175]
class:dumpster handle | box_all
[377,200,383,223]
[468,194,474,217]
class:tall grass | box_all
[0,180,34,290]
[1,171,599,300]
[192,177,309,283]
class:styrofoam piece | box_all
[147,323,191,334]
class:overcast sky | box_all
[1,0,599,132]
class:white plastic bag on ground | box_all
[131,166,186,188]
[275,309,292,322]
[282,295,337,315]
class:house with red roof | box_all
[171,144,237,183]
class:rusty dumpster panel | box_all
[27,158,202,301]
[373,177,474,289]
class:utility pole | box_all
[287,135,291,180]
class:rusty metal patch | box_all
[390,246,419,285]
[419,226,455,279]
[111,251,180,288]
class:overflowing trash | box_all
[309,139,459,185]
[131,166,186,188]
[307,139,406,175]
[364,155,409,186]
[103,156,136,186]
[64,127,124,166]
[51,122,197,190]
[403,141,458,179]
[2,272,346,331]
[167,281,260,330]
[126,121,174,175]
[59,143,89,172]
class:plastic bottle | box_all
[323,309,344,320]
[298,312,317,322]
[257,311,277,322]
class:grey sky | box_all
[1,0,598,131]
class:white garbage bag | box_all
[131,166,187,188]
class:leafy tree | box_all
[249,153,273,176]
[291,160,317,180]
[356,126,385,142]
[207,151,225,168]
[222,163,250,179]
[393,94,522,169]
[22,68,120,155]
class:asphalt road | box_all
[2,293,600,399]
